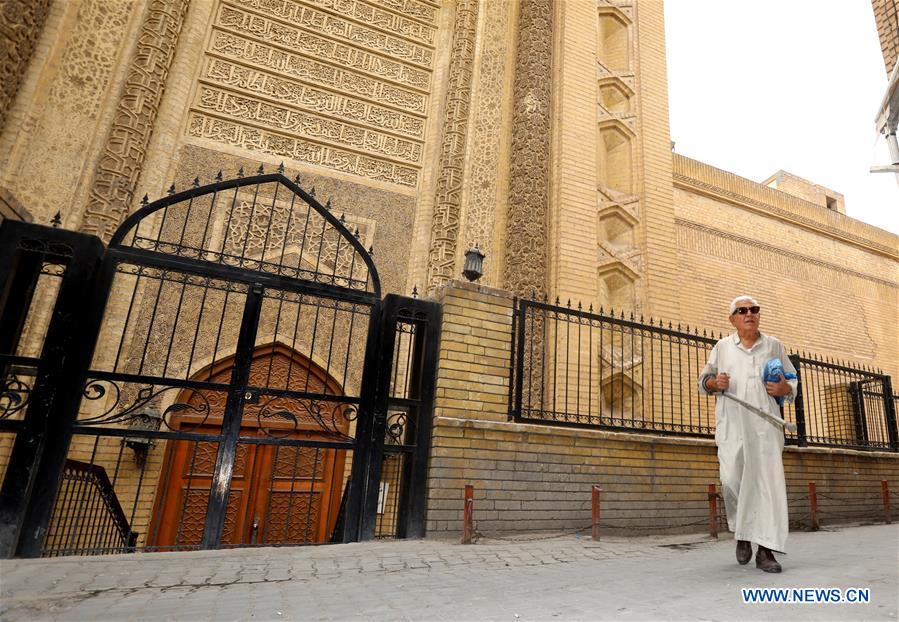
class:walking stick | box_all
[719,392,798,433]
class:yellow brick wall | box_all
[432,279,514,423]
[426,416,899,535]
[672,156,899,379]
[872,0,899,73]
[425,281,899,537]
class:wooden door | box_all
[149,345,348,549]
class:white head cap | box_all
[729,295,758,314]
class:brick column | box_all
[432,280,514,423]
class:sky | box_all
[664,0,899,236]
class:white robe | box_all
[699,332,798,552]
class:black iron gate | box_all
[0,171,439,557]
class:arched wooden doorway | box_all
[149,344,348,548]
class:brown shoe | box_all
[756,546,782,573]
[736,540,752,565]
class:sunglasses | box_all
[731,305,760,316]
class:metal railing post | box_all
[882,376,899,451]
[462,484,474,544]
[808,482,819,531]
[789,354,808,447]
[708,484,718,539]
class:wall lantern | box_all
[122,408,163,468]
[462,245,485,282]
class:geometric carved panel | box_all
[188,0,441,187]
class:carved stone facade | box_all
[81,0,190,241]
[503,0,553,298]
[186,0,440,190]
[426,0,478,290]
[462,0,515,283]
[0,0,52,132]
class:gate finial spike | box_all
[601,306,605,315]
[50,211,62,227]
[257,164,265,174]
[215,170,223,182]
[309,186,316,197]
[278,161,285,174]
[531,289,536,300]
[193,177,200,188]
[630,311,634,321]
[168,183,176,195]
[589,303,594,313]
[339,213,346,223]
[578,301,582,310]
[368,244,374,255]
[354,227,360,238]
[412,285,419,299]
[237,166,245,178]
[567,298,571,308]
[141,194,149,206]
[294,174,301,184]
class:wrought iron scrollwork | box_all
[254,392,357,441]
[385,411,408,445]
[0,373,34,419]
[78,380,211,431]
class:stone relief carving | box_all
[0,0,52,132]
[203,59,425,138]
[46,0,136,117]
[222,1,434,67]
[210,30,429,113]
[464,0,511,268]
[426,0,479,289]
[192,0,439,186]
[195,85,422,163]
[81,0,190,241]
[187,114,418,187]
[224,190,374,281]
[503,0,553,298]
[240,0,438,45]
[215,8,431,89]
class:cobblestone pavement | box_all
[1,524,896,621]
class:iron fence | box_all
[42,459,137,557]
[510,298,899,451]
[784,355,898,451]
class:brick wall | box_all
[425,281,899,538]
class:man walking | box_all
[699,296,797,573]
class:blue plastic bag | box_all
[764,358,797,405]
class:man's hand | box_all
[709,373,730,392]
[766,373,791,397]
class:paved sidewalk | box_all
[1,524,896,621]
